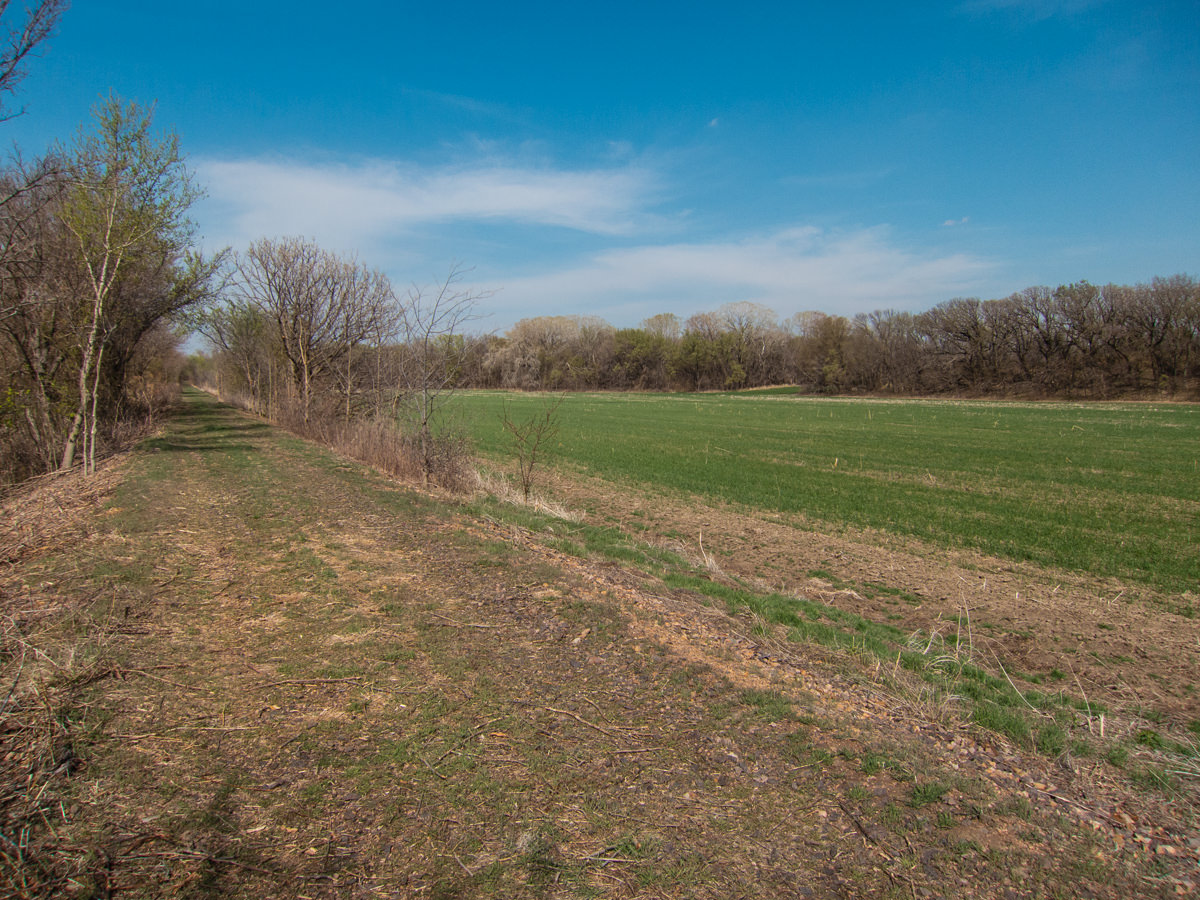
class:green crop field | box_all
[453,391,1200,595]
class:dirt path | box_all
[2,390,1196,898]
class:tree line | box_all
[0,0,486,490]
[0,96,225,485]
[0,1,484,490]
[461,279,1199,397]
[192,243,484,486]
[0,1,233,485]
[193,270,1198,477]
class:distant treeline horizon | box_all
[452,274,1198,398]
[191,271,1198,438]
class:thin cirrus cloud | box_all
[194,155,656,253]
[493,227,995,325]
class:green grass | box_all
[454,391,1200,595]
[741,689,793,721]
[909,781,951,808]
[465,485,1097,760]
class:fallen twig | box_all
[430,613,502,629]
[543,706,626,740]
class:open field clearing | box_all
[456,392,1200,597]
[459,390,1200,737]
[1,390,1197,898]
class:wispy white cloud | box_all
[192,155,996,331]
[194,155,656,254]
[942,216,971,227]
[399,86,519,122]
[490,226,995,327]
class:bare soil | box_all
[1,391,1196,898]
[542,467,1200,727]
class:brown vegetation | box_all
[194,258,486,490]
[466,279,1200,397]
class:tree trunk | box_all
[60,315,101,470]
[86,342,105,473]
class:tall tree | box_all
[58,95,204,472]
[0,0,67,322]
[0,162,73,474]
[233,236,393,422]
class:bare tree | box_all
[0,0,67,122]
[487,315,599,389]
[0,0,68,322]
[0,161,73,472]
[717,301,783,385]
[1131,275,1199,388]
[329,256,395,421]
[234,237,393,422]
[641,312,681,341]
[502,393,563,500]
[398,264,488,480]
[197,297,277,410]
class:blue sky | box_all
[5,0,1197,331]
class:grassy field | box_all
[454,391,1200,595]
